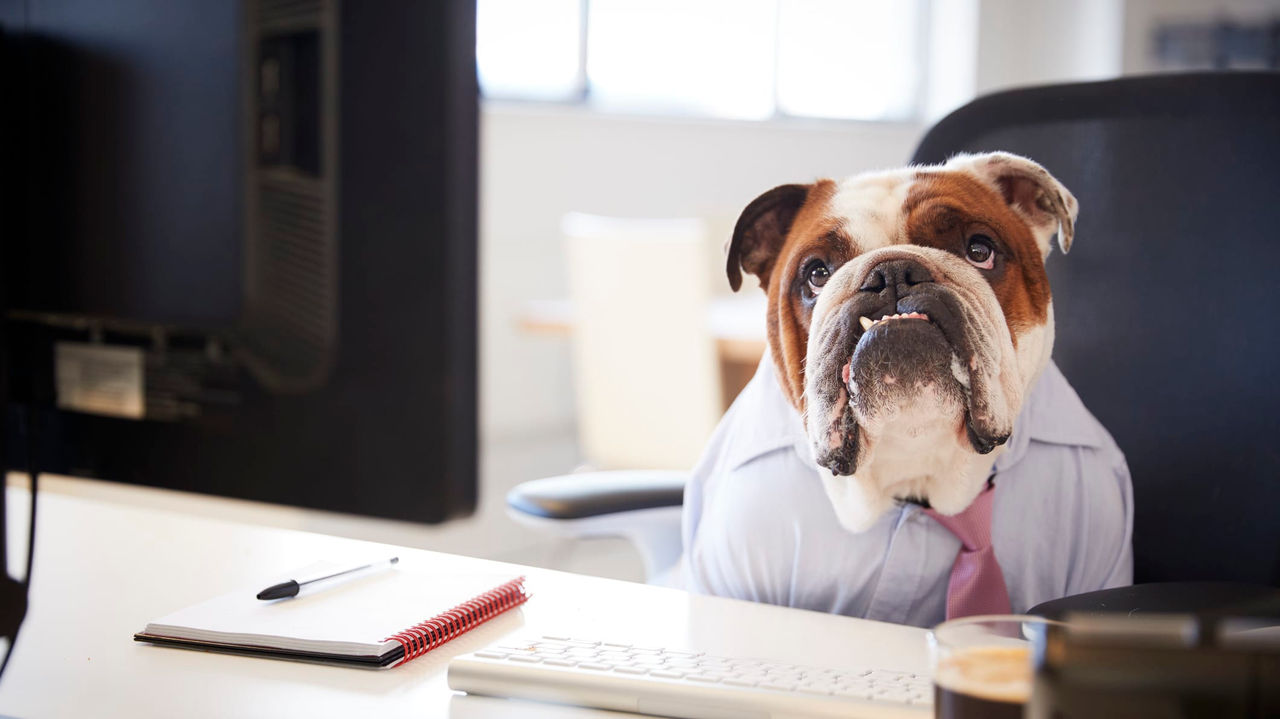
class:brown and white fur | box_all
[726,152,1077,532]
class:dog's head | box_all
[727,152,1077,531]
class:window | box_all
[477,0,927,122]
[476,0,584,101]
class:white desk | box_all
[0,483,928,718]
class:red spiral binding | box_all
[384,576,530,665]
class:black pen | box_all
[256,557,400,600]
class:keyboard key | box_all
[722,678,758,688]
[907,680,932,691]
[907,682,932,692]
[649,670,685,679]
[474,651,507,659]
[541,635,570,641]
[613,666,648,675]
[601,642,631,648]
[875,688,913,703]
[841,679,875,693]
[632,655,667,666]
[542,659,577,667]
[759,681,798,692]
[508,655,541,663]
[796,684,833,696]
[661,649,700,657]
[578,663,613,671]
[687,674,722,683]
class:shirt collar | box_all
[994,359,1109,472]
[723,353,1107,474]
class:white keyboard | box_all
[447,635,932,719]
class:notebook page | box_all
[144,563,518,657]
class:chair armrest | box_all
[506,470,687,520]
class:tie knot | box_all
[924,484,995,551]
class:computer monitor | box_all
[0,1,479,524]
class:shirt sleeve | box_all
[1067,444,1135,593]
[681,454,794,604]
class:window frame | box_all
[478,0,935,125]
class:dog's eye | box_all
[965,235,996,270]
[805,260,831,292]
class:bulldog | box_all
[726,151,1075,530]
[680,151,1132,625]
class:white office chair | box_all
[562,213,721,470]
[507,214,721,585]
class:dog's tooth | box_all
[859,316,873,331]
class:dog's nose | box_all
[859,258,934,293]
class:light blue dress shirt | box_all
[680,354,1134,628]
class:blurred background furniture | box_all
[510,72,1280,592]
[560,213,722,470]
[519,293,767,412]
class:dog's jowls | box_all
[726,152,1078,532]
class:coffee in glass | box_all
[928,615,1056,719]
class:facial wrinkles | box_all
[828,172,913,254]
[812,246,1005,368]
[807,245,1020,441]
[768,180,838,410]
[902,173,1051,335]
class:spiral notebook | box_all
[134,562,528,668]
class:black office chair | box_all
[509,72,1280,599]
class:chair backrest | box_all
[911,72,1280,586]
[563,213,721,470]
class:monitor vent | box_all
[259,0,325,31]
[257,174,334,348]
[240,171,337,391]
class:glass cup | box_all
[927,615,1059,719]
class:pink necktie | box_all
[924,483,1012,620]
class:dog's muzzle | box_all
[805,250,1014,478]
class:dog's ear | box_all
[726,184,810,292]
[965,152,1079,257]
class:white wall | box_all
[479,107,924,439]
[975,0,1125,95]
